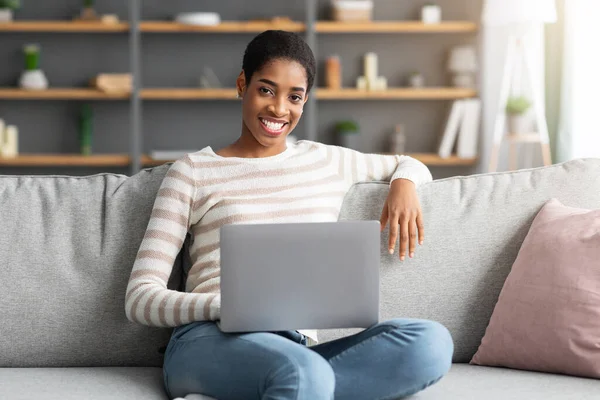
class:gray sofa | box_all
[1,158,599,400]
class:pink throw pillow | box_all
[470,198,600,378]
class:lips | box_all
[259,117,288,136]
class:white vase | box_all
[0,8,13,22]
[339,132,361,151]
[452,73,475,89]
[19,70,49,90]
[508,115,530,134]
[421,5,441,24]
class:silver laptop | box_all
[219,220,380,333]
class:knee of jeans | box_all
[403,319,454,379]
[277,350,335,396]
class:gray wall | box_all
[0,0,482,178]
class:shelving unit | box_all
[0,0,481,174]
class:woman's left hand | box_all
[379,179,424,261]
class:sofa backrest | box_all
[0,165,177,367]
[1,158,599,367]
[318,158,600,362]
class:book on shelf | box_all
[437,98,481,159]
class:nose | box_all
[267,96,288,118]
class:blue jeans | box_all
[163,318,453,400]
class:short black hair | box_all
[242,30,316,93]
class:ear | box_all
[236,71,247,98]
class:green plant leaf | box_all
[335,120,359,133]
[506,96,532,115]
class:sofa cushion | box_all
[0,165,181,367]
[471,198,600,378]
[0,367,168,400]
[414,364,600,400]
[318,158,600,363]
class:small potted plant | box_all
[335,120,361,150]
[19,44,49,90]
[421,2,441,24]
[80,0,98,21]
[0,0,20,22]
[506,96,532,134]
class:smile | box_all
[259,117,288,136]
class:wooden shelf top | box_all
[0,88,129,100]
[140,21,305,33]
[0,21,129,32]
[317,87,477,100]
[0,154,131,167]
[140,88,476,100]
[316,21,478,33]
[141,88,238,100]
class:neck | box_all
[231,123,287,158]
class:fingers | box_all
[399,214,409,261]
[388,218,398,254]
[416,212,424,245]
[408,218,417,259]
[379,204,389,233]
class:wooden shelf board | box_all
[316,21,478,33]
[316,88,477,100]
[140,21,305,33]
[0,88,129,100]
[0,154,131,167]
[141,88,238,100]
[395,153,478,166]
[141,156,175,166]
[0,21,129,32]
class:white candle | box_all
[364,52,378,82]
[2,125,18,157]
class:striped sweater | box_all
[125,140,433,339]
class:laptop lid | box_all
[219,220,380,333]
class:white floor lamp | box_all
[483,0,557,172]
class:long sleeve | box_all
[333,145,433,187]
[125,156,220,327]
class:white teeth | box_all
[261,118,284,131]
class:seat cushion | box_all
[0,367,168,400]
[415,364,600,400]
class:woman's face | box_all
[237,59,309,150]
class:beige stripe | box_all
[193,173,343,212]
[166,167,195,187]
[203,294,217,320]
[198,146,331,187]
[194,270,221,286]
[129,269,170,285]
[158,291,176,326]
[129,286,154,324]
[188,260,220,280]
[351,150,358,183]
[144,290,162,325]
[197,207,340,236]
[157,187,192,205]
[337,147,346,175]
[187,298,196,323]
[191,242,221,260]
[208,190,348,211]
[125,282,146,304]
[137,249,174,265]
[193,281,221,294]
[173,294,185,326]
[143,229,184,248]
[151,209,188,228]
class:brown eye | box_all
[260,87,273,95]
[290,94,302,102]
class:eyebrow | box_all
[258,78,305,93]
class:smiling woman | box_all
[126,29,452,400]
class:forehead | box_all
[254,59,307,89]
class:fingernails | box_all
[419,240,423,245]
[410,252,414,258]
[400,256,405,261]
[388,249,394,254]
